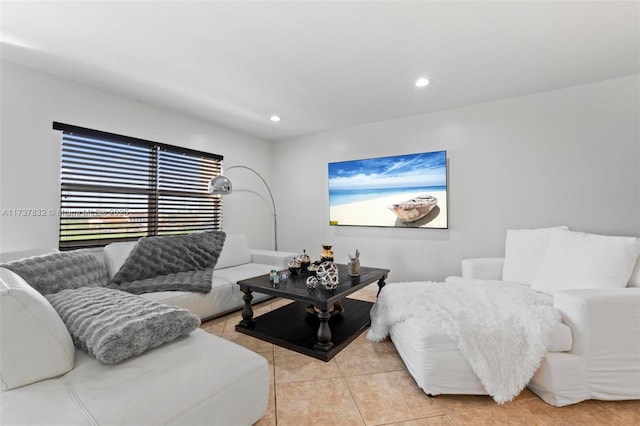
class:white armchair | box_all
[455,227,640,406]
[462,256,640,405]
[382,227,640,406]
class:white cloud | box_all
[330,170,445,190]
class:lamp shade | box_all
[208,175,233,195]
[206,165,278,250]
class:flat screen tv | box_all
[328,150,447,228]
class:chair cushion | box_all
[215,234,252,269]
[389,315,572,397]
[502,226,568,285]
[531,230,640,295]
[0,268,75,390]
[46,287,200,364]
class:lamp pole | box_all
[225,165,278,251]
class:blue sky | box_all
[328,151,447,190]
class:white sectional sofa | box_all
[388,227,640,406]
[0,233,297,425]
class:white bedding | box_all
[368,281,561,403]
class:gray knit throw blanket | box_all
[109,231,226,294]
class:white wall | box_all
[0,60,275,258]
[3,60,638,277]
[273,75,640,282]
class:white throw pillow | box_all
[0,268,75,390]
[502,226,569,285]
[214,234,252,269]
[531,230,640,295]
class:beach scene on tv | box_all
[328,150,447,228]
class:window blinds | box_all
[53,122,223,250]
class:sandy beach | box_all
[330,190,447,228]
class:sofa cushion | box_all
[1,250,109,295]
[141,276,234,320]
[531,230,640,295]
[0,268,75,390]
[46,287,200,364]
[0,330,269,426]
[628,256,640,287]
[502,226,568,285]
[103,240,137,279]
[215,234,252,269]
[214,263,279,286]
[111,231,226,284]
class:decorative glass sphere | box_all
[316,261,339,290]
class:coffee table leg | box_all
[313,309,334,351]
[240,287,255,327]
[376,276,387,297]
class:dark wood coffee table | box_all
[236,264,389,361]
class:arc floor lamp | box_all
[208,165,278,250]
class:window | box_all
[53,122,223,250]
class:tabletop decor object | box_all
[287,258,302,275]
[317,261,339,290]
[306,276,318,290]
[307,263,319,276]
[348,249,361,276]
[298,250,311,271]
[320,244,334,263]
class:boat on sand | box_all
[388,194,438,223]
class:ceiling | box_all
[1,1,639,141]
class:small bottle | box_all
[273,270,280,284]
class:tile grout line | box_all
[335,348,369,425]
[272,382,278,426]
[342,374,368,426]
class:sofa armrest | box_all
[554,288,640,359]
[461,258,504,280]
[250,249,299,269]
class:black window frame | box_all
[53,122,223,250]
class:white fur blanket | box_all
[367,280,561,403]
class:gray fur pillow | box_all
[1,251,109,295]
[107,269,213,295]
[111,231,226,284]
[46,287,200,364]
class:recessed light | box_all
[415,77,430,87]
[270,115,281,122]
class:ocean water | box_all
[329,186,446,207]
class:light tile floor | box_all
[200,287,640,426]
